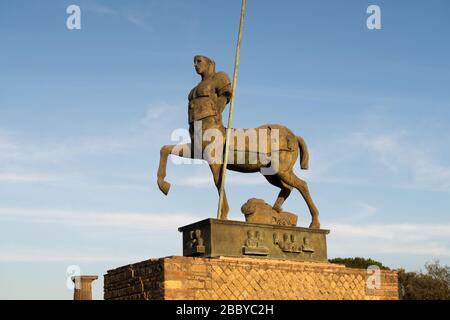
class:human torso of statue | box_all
[188,71,232,128]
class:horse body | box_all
[157,120,320,229]
[226,124,299,171]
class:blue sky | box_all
[1,0,450,299]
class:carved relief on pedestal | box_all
[273,233,315,257]
[186,229,205,255]
[243,230,269,256]
[301,237,315,257]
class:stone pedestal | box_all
[104,219,398,300]
[72,275,98,300]
[179,219,330,263]
[104,256,399,300]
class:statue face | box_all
[194,56,208,75]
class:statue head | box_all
[194,55,216,77]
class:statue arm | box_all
[214,72,232,114]
[217,95,229,113]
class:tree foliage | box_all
[329,257,390,270]
[330,257,450,300]
[398,260,450,300]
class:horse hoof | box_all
[273,206,283,213]
[158,180,171,195]
[309,221,321,229]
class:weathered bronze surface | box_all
[241,198,298,226]
[179,219,330,263]
[157,56,321,229]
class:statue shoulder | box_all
[213,72,231,86]
[213,72,232,101]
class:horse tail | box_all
[297,136,309,170]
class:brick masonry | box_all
[104,256,398,300]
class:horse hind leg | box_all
[278,170,320,229]
[273,187,293,213]
[263,174,293,213]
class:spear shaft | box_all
[217,0,247,219]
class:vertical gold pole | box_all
[217,0,247,219]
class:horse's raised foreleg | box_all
[209,163,229,220]
[157,143,192,195]
[278,171,320,229]
[157,145,174,195]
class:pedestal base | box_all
[179,219,330,263]
[104,256,399,300]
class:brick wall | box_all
[104,259,164,300]
[104,256,398,300]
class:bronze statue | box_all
[157,55,321,229]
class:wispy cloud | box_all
[82,1,152,30]
[330,223,450,241]
[301,126,450,192]
[0,173,61,183]
[141,102,184,125]
[0,102,182,166]
[123,12,147,29]
[240,84,450,107]
[0,133,131,164]
[336,202,379,223]
[328,222,450,258]
[0,101,185,192]
[173,172,266,188]
[0,250,142,263]
[0,207,199,230]
[360,131,450,192]
[82,2,116,16]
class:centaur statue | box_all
[157,56,320,229]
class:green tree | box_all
[425,260,450,285]
[398,260,450,300]
[329,257,390,270]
